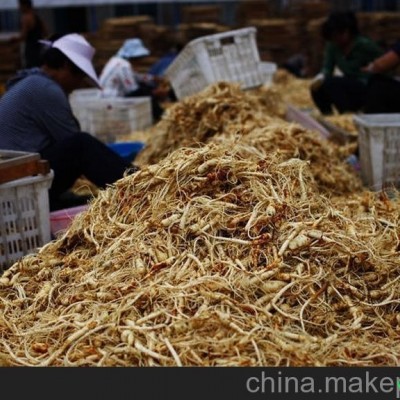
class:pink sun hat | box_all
[49,34,101,88]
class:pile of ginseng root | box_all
[271,69,315,109]
[0,135,399,367]
[137,82,361,196]
[136,81,286,166]
[72,81,360,198]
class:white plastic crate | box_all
[259,61,277,86]
[70,96,153,143]
[165,27,265,99]
[353,114,400,191]
[69,89,103,133]
[0,172,53,271]
[69,88,118,106]
[69,88,103,102]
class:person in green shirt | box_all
[362,40,400,113]
[310,11,384,115]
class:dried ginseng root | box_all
[0,140,399,367]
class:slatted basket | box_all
[70,93,153,143]
[0,172,53,271]
[353,114,400,191]
[165,27,265,99]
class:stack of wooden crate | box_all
[358,12,400,48]
[286,0,331,20]
[248,18,303,65]
[91,16,154,73]
[304,17,326,75]
[177,22,230,43]
[180,5,222,24]
[89,15,173,74]
[99,15,155,40]
[235,1,272,26]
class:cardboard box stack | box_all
[88,16,173,73]
[180,5,222,24]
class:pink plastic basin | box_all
[50,205,88,237]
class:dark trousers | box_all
[311,76,368,114]
[364,75,400,114]
[40,133,130,207]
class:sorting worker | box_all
[10,0,48,68]
[310,11,384,115]
[99,38,169,121]
[0,33,136,210]
[362,40,400,113]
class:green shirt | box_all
[321,35,384,84]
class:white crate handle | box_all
[190,26,257,47]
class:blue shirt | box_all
[0,69,80,152]
[148,53,177,77]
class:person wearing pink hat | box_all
[0,33,137,211]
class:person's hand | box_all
[8,35,19,44]
[153,75,164,84]
[360,50,400,75]
[152,79,171,99]
[361,62,375,73]
[152,85,169,99]
[310,73,325,91]
[136,73,155,85]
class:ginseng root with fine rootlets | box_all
[0,138,399,366]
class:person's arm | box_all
[363,49,400,74]
[310,43,335,91]
[320,42,335,77]
[126,79,170,100]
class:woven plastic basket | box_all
[353,114,400,191]
[0,171,53,271]
[70,97,153,143]
[50,204,88,238]
[165,27,264,99]
[259,61,277,86]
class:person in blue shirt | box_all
[0,33,136,210]
[148,34,183,78]
[148,52,178,78]
[148,34,183,102]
